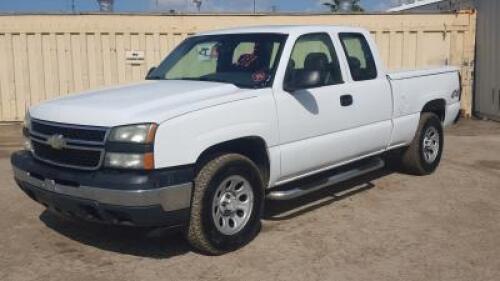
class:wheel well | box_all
[196,137,270,186]
[422,99,446,121]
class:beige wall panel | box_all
[123,34,132,82]
[422,31,452,66]
[41,33,59,100]
[375,31,390,64]
[64,33,75,94]
[109,33,119,85]
[389,31,404,69]
[145,33,158,71]
[27,33,46,106]
[406,32,418,68]
[12,33,29,120]
[0,34,5,119]
[86,33,97,89]
[0,12,476,120]
[159,33,170,60]
[0,33,15,120]
[130,34,141,81]
[55,34,65,96]
[80,33,90,90]
[101,33,113,86]
[152,33,161,63]
[70,33,83,92]
[115,33,126,84]
[94,33,105,87]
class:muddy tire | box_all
[400,113,444,175]
[186,153,264,255]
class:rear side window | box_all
[339,33,377,81]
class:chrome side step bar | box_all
[267,158,385,201]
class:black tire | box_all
[400,112,444,175]
[186,153,264,255]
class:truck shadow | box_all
[39,211,190,259]
[263,168,393,221]
[39,168,394,258]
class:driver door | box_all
[274,32,354,181]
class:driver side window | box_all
[285,33,343,89]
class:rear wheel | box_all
[187,153,264,255]
[400,113,444,175]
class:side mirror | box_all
[284,70,322,92]
[146,66,157,79]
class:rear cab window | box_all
[339,33,378,81]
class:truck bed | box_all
[387,66,459,80]
[386,66,461,149]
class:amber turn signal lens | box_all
[146,124,158,144]
[143,152,155,170]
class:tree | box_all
[323,0,364,12]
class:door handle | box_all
[340,95,353,107]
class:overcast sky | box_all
[0,0,398,12]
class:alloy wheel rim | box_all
[423,126,440,164]
[212,175,254,235]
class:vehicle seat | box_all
[348,56,362,80]
[304,53,330,85]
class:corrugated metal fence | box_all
[474,0,500,121]
[0,12,476,122]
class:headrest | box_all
[348,56,362,70]
[304,53,329,70]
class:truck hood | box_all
[29,80,249,127]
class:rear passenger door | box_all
[336,32,393,156]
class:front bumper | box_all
[11,151,194,227]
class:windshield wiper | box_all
[175,77,239,86]
[159,77,253,89]
[146,76,165,80]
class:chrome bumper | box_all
[13,167,192,212]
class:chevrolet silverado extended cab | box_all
[12,25,461,254]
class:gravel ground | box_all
[0,119,499,281]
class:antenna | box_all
[193,0,202,12]
[96,0,114,12]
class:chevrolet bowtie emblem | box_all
[47,134,66,150]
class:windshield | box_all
[147,33,288,89]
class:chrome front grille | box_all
[29,119,109,170]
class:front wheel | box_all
[187,153,264,255]
[400,113,444,175]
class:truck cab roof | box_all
[197,25,369,36]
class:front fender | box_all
[153,91,279,169]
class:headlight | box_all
[108,123,157,144]
[104,152,154,170]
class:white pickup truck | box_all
[12,25,461,254]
